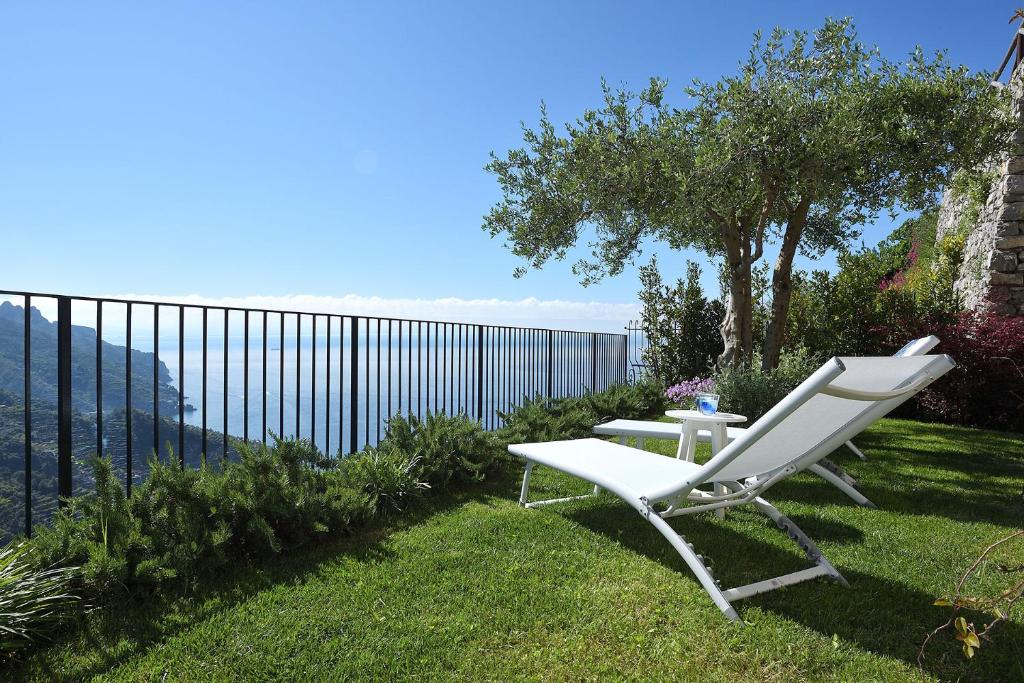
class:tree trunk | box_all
[718,232,753,368]
[762,198,810,371]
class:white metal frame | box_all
[592,335,941,507]
[596,423,876,508]
[514,353,954,622]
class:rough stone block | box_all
[986,286,1012,303]
[993,303,1019,315]
[1008,156,1024,174]
[988,250,1019,272]
[989,272,1024,286]
[995,221,1023,237]
[997,203,1024,221]
[1011,287,1024,302]
[1004,175,1024,196]
[995,234,1024,249]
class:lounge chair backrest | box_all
[895,335,940,357]
[647,355,954,501]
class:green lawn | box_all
[8,418,1024,682]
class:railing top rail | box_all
[994,19,1024,83]
[0,289,627,337]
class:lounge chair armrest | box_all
[820,375,933,401]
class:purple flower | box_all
[666,377,714,405]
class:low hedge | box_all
[1,380,663,656]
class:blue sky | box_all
[0,1,1013,330]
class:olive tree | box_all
[484,18,1010,367]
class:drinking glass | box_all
[695,392,720,415]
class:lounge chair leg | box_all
[751,496,849,587]
[519,462,533,507]
[844,440,868,461]
[642,503,741,622]
[808,463,876,509]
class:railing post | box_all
[24,297,32,535]
[56,296,73,504]
[350,317,359,454]
[621,334,628,384]
[546,330,553,400]
[591,332,598,391]
[476,325,484,421]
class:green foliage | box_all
[21,412,509,606]
[339,447,428,515]
[949,168,999,239]
[31,455,158,596]
[711,347,822,421]
[0,541,78,655]
[375,412,499,488]
[638,257,724,383]
[485,17,1010,364]
[581,380,666,422]
[786,211,961,358]
[29,441,376,601]
[497,395,600,445]
[497,381,665,445]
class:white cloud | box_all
[97,293,640,334]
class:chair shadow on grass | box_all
[761,429,1024,527]
[16,477,508,682]
[562,499,1024,682]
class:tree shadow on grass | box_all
[10,477,509,682]
[562,499,1023,683]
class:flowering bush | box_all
[911,312,1024,432]
[666,377,714,406]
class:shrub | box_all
[499,381,666,444]
[910,312,1024,432]
[13,380,665,652]
[375,412,498,488]
[581,380,666,421]
[31,455,160,596]
[338,446,428,515]
[0,541,78,655]
[216,438,352,555]
[712,347,822,421]
[786,211,961,358]
[30,439,371,600]
[638,257,725,382]
[498,394,600,445]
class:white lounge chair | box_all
[593,336,941,508]
[510,354,954,621]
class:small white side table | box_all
[664,409,747,462]
[665,409,747,518]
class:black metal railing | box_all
[625,318,651,383]
[0,290,627,538]
[995,17,1024,83]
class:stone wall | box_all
[936,67,1024,315]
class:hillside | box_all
[0,301,185,415]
